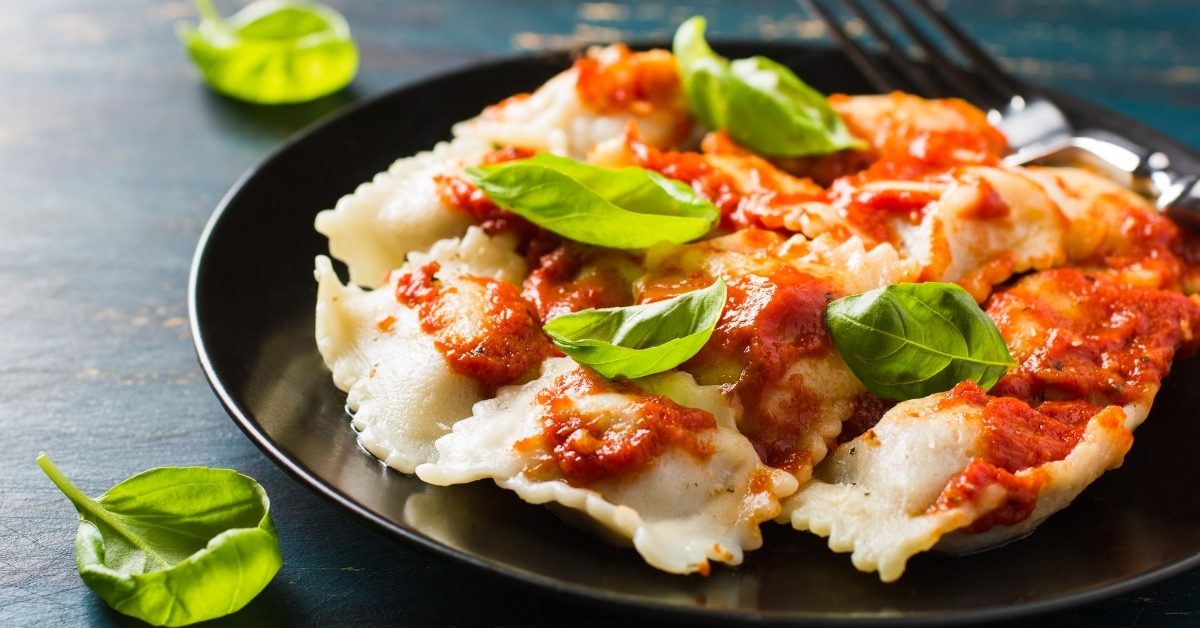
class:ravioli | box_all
[314,227,531,473]
[417,358,798,575]
[784,386,1132,582]
[635,230,914,485]
[452,44,694,160]
[313,40,1200,581]
[783,268,1200,579]
[314,136,493,287]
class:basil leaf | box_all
[38,453,282,627]
[825,283,1016,401]
[544,278,727,379]
[724,56,867,157]
[671,16,729,131]
[672,16,866,157]
[466,153,719,249]
[177,0,358,104]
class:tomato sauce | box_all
[764,148,875,189]
[928,381,1098,533]
[534,367,717,483]
[829,177,936,243]
[630,141,743,225]
[395,261,556,394]
[669,262,836,472]
[434,146,541,240]
[941,381,1092,471]
[629,135,831,234]
[933,458,1044,534]
[1093,201,1182,279]
[980,396,1087,472]
[574,45,683,117]
[479,145,538,166]
[522,244,636,323]
[962,178,1011,220]
[858,129,1001,182]
[724,187,829,235]
[987,268,1200,406]
[434,174,497,223]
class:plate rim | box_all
[188,42,1200,626]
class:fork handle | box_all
[1007,128,1200,229]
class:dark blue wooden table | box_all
[2,1,1199,625]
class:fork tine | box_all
[875,0,1008,110]
[907,0,1023,97]
[842,0,948,98]
[803,0,905,94]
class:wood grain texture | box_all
[1,0,1198,626]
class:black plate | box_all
[189,43,1200,625]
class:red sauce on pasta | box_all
[534,367,716,482]
[480,145,538,165]
[574,45,683,117]
[434,146,540,239]
[857,129,1002,182]
[987,268,1200,406]
[929,381,1104,532]
[631,143,744,226]
[831,177,937,243]
[395,261,555,394]
[980,396,1087,472]
[662,260,835,472]
[933,459,1044,533]
[629,135,832,233]
[522,244,636,323]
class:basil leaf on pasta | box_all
[466,153,719,249]
[544,279,727,379]
[671,16,729,131]
[38,453,282,627]
[825,282,1016,401]
[672,16,866,157]
[177,0,358,104]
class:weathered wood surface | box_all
[1,1,1198,625]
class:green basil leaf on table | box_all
[465,153,720,249]
[672,16,867,157]
[177,0,358,104]
[544,278,727,379]
[825,282,1016,401]
[37,453,283,627]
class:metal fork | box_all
[803,0,1200,228]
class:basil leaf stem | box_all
[38,453,283,627]
[466,153,719,249]
[544,278,727,379]
[825,283,1016,401]
[672,16,866,157]
[178,0,359,104]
